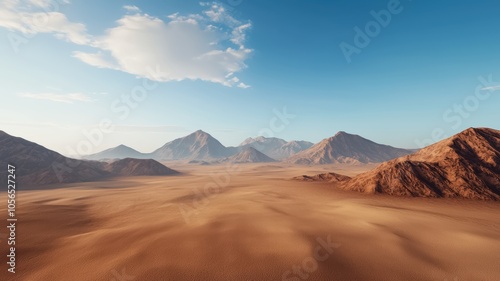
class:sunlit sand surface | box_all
[1,164,499,281]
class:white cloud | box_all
[237,82,250,89]
[0,1,252,88]
[72,51,119,69]
[19,92,95,103]
[123,5,140,13]
[28,0,69,9]
[0,0,91,45]
[74,2,252,87]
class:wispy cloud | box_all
[0,0,92,45]
[123,5,140,13]
[113,125,188,133]
[19,92,95,103]
[0,121,76,130]
[481,85,500,91]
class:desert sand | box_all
[1,163,499,281]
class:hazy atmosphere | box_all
[1,1,499,281]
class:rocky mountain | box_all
[293,172,351,182]
[0,130,109,185]
[286,131,413,164]
[279,140,314,158]
[104,158,178,176]
[222,147,276,163]
[240,137,313,160]
[84,144,147,160]
[151,130,235,161]
[0,131,178,186]
[342,128,500,200]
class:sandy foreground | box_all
[0,163,499,281]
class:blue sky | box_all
[1,0,499,155]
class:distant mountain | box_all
[240,137,313,160]
[278,140,314,158]
[151,130,234,161]
[84,144,146,160]
[0,131,178,186]
[222,147,276,163]
[342,128,500,200]
[286,131,413,164]
[0,131,108,185]
[104,158,179,176]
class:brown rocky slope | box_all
[342,128,500,200]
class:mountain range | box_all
[293,128,500,200]
[240,137,313,159]
[0,131,178,186]
[3,127,500,200]
[84,130,411,164]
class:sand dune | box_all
[1,163,498,281]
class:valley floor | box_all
[1,163,499,281]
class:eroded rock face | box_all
[293,172,351,183]
[342,128,500,200]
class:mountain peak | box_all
[332,131,358,138]
[224,146,276,163]
[287,132,412,164]
[152,130,231,161]
[193,129,209,135]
